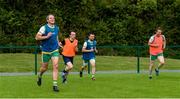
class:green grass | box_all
[0,53,180,72]
[0,53,180,98]
[0,73,180,98]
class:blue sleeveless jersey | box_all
[41,24,59,52]
[82,40,97,60]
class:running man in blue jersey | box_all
[35,14,61,92]
[80,32,98,80]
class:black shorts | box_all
[62,55,74,65]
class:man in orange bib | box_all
[61,32,78,83]
[148,27,166,79]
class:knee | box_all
[149,63,153,67]
[53,64,58,70]
[41,66,48,71]
[150,61,154,66]
[160,61,165,65]
[69,65,73,69]
[91,64,96,67]
[66,62,73,70]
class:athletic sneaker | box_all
[53,86,59,92]
[149,75,152,79]
[37,75,42,86]
[62,72,67,83]
[80,71,83,77]
[155,69,159,76]
[91,77,96,81]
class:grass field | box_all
[0,53,180,98]
[0,53,180,72]
[0,73,180,98]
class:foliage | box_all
[0,0,180,46]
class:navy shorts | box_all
[62,55,74,65]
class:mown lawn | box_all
[0,53,180,72]
[0,73,180,98]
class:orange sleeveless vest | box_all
[62,38,78,57]
[150,35,164,55]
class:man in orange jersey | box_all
[61,31,78,83]
[148,27,166,79]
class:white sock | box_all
[53,81,58,86]
[92,75,95,78]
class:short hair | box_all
[70,31,76,35]
[88,32,95,36]
[156,27,162,31]
[46,14,54,20]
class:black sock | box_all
[80,67,84,72]
[39,73,43,77]
[63,69,68,73]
